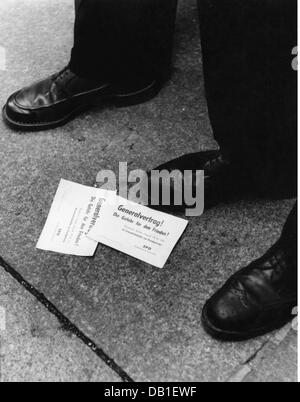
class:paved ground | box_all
[0,0,297,382]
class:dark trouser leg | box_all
[198,0,297,198]
[70,0,178,85]
[75,0,81,14]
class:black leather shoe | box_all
[3,66,159,131]
[147,151,253,213]
[202,205,297,341]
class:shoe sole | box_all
[2,80,159,132]
[201,303,294,342]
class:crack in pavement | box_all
[0,255,134,382]
[244,339,270,365]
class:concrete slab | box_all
[0,269,120,382]
[243,329,297,382]
[0,0,297,381]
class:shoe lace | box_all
[230,244,292,302]
[203,153,231,173]
[52,66,70,83]
[51,66,73,97]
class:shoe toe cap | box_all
[202,286,251,335]
[5,91,35,124]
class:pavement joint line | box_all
[243,339,270,365]
[273,324,293,345]
[227,339,271,382]
[227,364,252,383]
[0,255,134,382]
